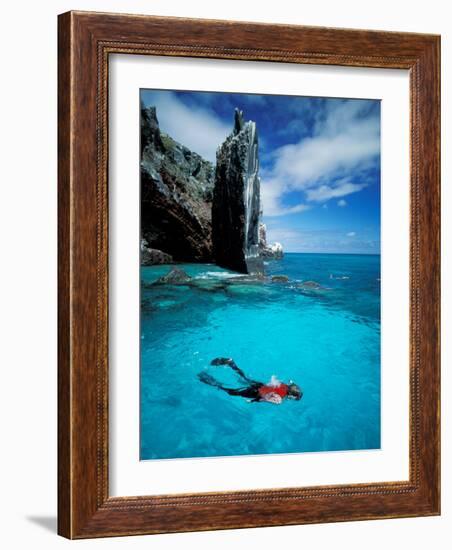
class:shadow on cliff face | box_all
[140,105,214,262]
[212,109,263,275]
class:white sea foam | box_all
[329,274,350,280]
[197,271,246,280]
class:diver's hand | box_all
[261,392,282,405]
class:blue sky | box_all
[141,89,381,254]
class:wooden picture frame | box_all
[58,10,440,539]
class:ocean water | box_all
[140,253,381,460]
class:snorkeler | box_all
[198,358,303,405]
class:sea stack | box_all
[212,109,264,274]
[258,223,284,260]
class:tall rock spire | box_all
[212,109,263,274]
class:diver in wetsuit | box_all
[198,358,303,404]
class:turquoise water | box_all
[140,253,381,460]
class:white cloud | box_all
[260,176,310,216]
[337,199,347,207]
[272,132,379,188]
[305,182,367,202]
[144,93,378,217]
[147,93,230,162]
[262,100,379,216]
[264,226,377,253]
[346,231,356,237]
[265,228,304,244]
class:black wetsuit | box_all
[198,358,263,401]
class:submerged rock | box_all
[141,105,214,264]
[212,109,263,275]
[189,271,265,293]
[154,267,192,285]
[225,283,266,296]
[300,280,322,289]
[271,275,289,283]
[189,279,228,292]
[141,239,173,265]
[296,280,328,294]
[258,223,284,260]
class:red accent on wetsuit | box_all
[258,383,289,399]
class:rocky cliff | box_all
[258,223,284,260]
[141,105,283,270]
[212,109,264,275]
[140,105,214,263]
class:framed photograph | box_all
[58,11,440,538]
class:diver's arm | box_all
[260,392,283,404]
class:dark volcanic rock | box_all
[300,280,322,289]
[296,280,328,294]
[271,275,289,283]
[141,106,164,154]
[141,239,173,265]
[154,267,192,285]
[212,109,263,275]
[141,104,214,263]
[258,223,284,260]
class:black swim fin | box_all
[211,357,233,366]
[198,372,221,387]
